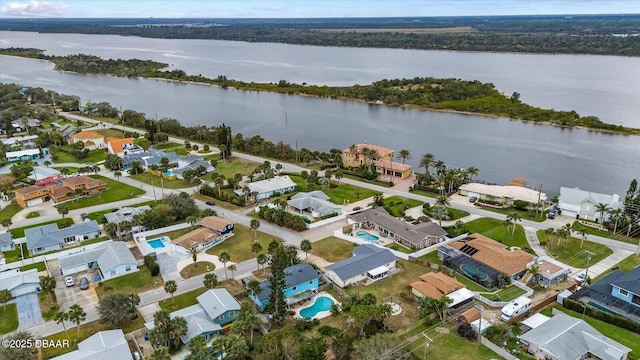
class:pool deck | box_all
[293,292,340,320]
[355,229,394,246]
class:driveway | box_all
[50,259,100,311]
[156,252,183,282]
[16,292,44,329]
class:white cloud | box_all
[1,0,69,17]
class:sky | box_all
[1,0,639,18]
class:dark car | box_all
[205,200,215,206]
[79,277,89,290]
[547,211,555,219]
[469,196,478,203]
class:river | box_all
[0,32,639,196]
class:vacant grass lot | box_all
[159,287,208,311]
[464,218,529,249]
[309,237,357,262]
[536,231,613,268]
[95,266,163,299]
[0,303,18,334]
[382,196,422,217]
[0,203,22,219]
[131,172,194,189]
[59,175,145,210]
[214,157,260,178]
[406,324,499,360]
[206,224,280,263]
[52,148,106,164]
[154,142,182,150]
[289,174,378,204]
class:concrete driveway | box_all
[156,252,183,282]
[16,292,44,329]
[56,273,100,311]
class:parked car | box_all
[576,273,587,283]
[65,276,74,287]
[79,277,89,290]
[469,196,478,203]
[133,351,141,360]
[206,200,215,206]
[547,211,555,219]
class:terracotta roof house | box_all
[341,143,413,179]
[14,184,49,207]
[173,216,235,252]
[374,160,413,180]
[68,131,105,150]
[325,244,397,287]
[348,207,448,249]
[62,176,107,196]
[410,272,475,308]
[438,233,535,289]
[106,137,143,157]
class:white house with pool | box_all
[325,244,397,288]
[59,241,138,280]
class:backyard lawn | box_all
[381,195,423,217]
[464,218,530,250]
[95,266,163,298]
[419,251,442,265]
[131,172,194,189]
[159,287,208,311]
[0,303,18,334]
[309,237,358,262]
[59,175,145,210]
[536,231,613,268]
[20,261,46,272]
[478,284,527,302]
[386,243,412,254]
[0,203,22,220]
[206,224,280,263]
[154,142,182,150]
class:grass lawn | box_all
[0,203,22,219]
[452,273,489,292]
[478,285,527,302]
[572,221,638,245]
[52,148,106,164]
[340,173,393,187]
[407,326,499,360]
[592,254,640,282]
[386,243,413,254]
[154,142,182,150]
[448,207,470,220]
[192,192,241,210]
[214,157,260,178]
[3,243,29,262]
[20,261,46,272]
[95,266,163,299]
[381,196,423,217]
[409,188,438,199]
[159,287,208,311]
[26,211,40,218]
[131,172,193,189]
[546,305,640,359]
[206,224,280,263]
[289,174,378,204]
[180,261,215,278]
[151,226,193,240]
[309,237,358,262]
[0,303,18,334]
[481,207,547,222]
[464,218,530,250]
[536,231,613,268]
[419,251,442,265]
[41,311,145,359]
[53,166,79,173]
[38,290,59,321]
[10,218,74,238]
[58,175,145,210]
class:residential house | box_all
[517,312,631,360]
[68,130,105,150]
[145,289,241,344]
[6,148,42,162]
[59,241,138,280]
[374,160,413,180]
[49,329,133,360]
[439,233,535,289]
[0,269,40,297]
[58,124,79,141]
[25,220,101,256]
[409,272,475,308]
[171,158,215,180]
[62,176,107,196]
[11,118,40,132]
[0,233,14,252]
[103,205,151,236]
[2,135,38,147]
[235,175,297,201]
[570,265,640,323]
[173,216,235,252]
[458,183,547,206]
[325,244,397,287]
[14,184,50,207]
[348,207,448,249]
[106,137,143,157]
[251,263,320,309]
[342,143,394,168]
[287,191,342,218]
[559,187,621,222]
[28,167,63,185]
[531,257,570,287]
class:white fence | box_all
[480,336,520,360]
[305,214,346,229]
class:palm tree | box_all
[171,316,188,345]
[397,149,411,164]
[228,264,237,279]
[432,206,450,226]
[214,175,225,197]
[595,203,610,224]
[251,241,263,256]
[39,276,56,302]
[300,239,312,259]
[435,195,450,208]
[188,335,208,360]
[68,304,86,340]
[0,289,11,314]
[506,212,522,236]
[465,166,479,181]
[243,311,263,345]
[149,346,171,360]
[578,229,588,248]
[419,153,435,178]
[224,334,249,359]
[250,219,260,240]
[219,252,231,280]
[527,265,540,284]
[113,170,121,181]
[118,220,132,241]
[334,170,343,185]
[219,144,227,160]
[204,273,218,289]
[256,253,267,271]
[1,218,12,230]
[189,247,198,265]
[186,215,198,229]
[53,310,70,340]
[58,204,69,221]
[164,280,177,305]
[43,160,51,167]
[609,208,623,234]
[247,279,261,298]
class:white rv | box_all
[500,296,532,322]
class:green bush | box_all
[563,298,640,333]
[149,263,160,277]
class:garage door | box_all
[61,264,89,276]
[27,198,43,206]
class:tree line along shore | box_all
[1,47,638,136]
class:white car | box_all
[65,276,75,287]
[576,273,587,283]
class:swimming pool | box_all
[356,230,379,242]
[300,296,334,318]
[148,239,166,249]
[164,170,173,176]
[461,264,488,281]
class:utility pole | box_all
[583,250,595,286]
[474,304,485,344]
[422,332,432,360]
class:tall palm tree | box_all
[189,247,198,265]
[595,203,610,224]
[247,279,261,299]
[397,149,411,164]
[609,208,623,234]
[53,310,70,340]
[228,264,237,279]
[251,241,263,256]
[0,289,11,314]
[68,304,86,341]
[250,219,260,240]
[432,206,450,226]
[506,212,522,236]
[149,346,171,360]
[465,166,479,181]
[164,280,177,305]
[578,229,588,248]
[219,252,231,280]
[300,239,312,259]
[1,218,11,230]
[188,335,208,360]
[203,273,218,289]
[419,153,435,178]
[256,253,267,271]
[435,195,450,208]
[57,204,69,221]
[39,276,56,302]
[171,316,188,345]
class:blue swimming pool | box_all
[300,296,334,318]
[164,170,173,176]
[461,264,489,281]
[356,231,379,242]
[148,239,166,249]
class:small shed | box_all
[556,289,573,305]
[470,318,491,335]
[457,307,480,325]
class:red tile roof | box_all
[342,143,394,157]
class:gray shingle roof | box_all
[0,232,12,246]
[517,313,631,360]
[349,207,447,245]
[169,304,221,343]
[255,263,319,302]
[103,205,151,224]
[52,329,132,360]
[197,288,241,320]
[326,244,397,282]
[287,191,341,217]
[26,221,101,250]
[611,265,640,294]
[59,242,136,273]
